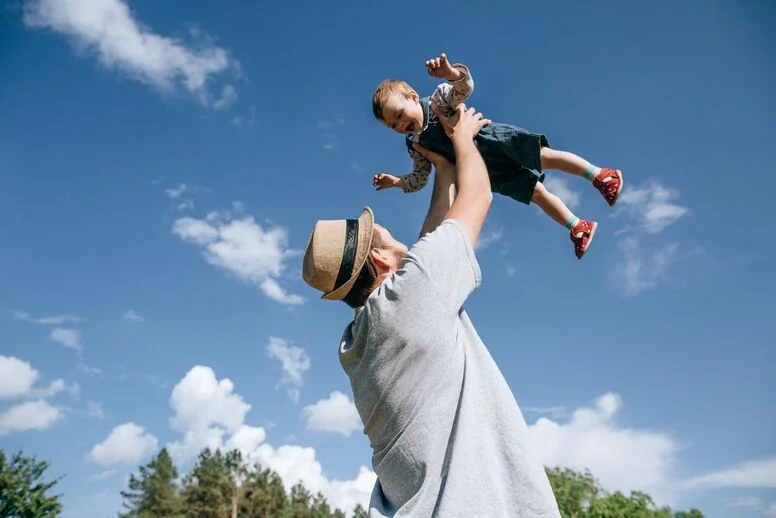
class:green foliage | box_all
[4,446,711,518]
[120,446,353,518]
[546,466,705,518]
[119,448,183,518]
[0,450,62,518]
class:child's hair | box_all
[372,80,414,122]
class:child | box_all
[371,53,623,259]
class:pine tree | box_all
[352,503,369,518]
[0,449,62,517]
[181,448,232,518]
[224,449,249,518]
[310,491,332,517]
[240,467,288,517]
[119,448,182,518]
[283,481,313,518]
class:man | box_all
[302,104,560,517]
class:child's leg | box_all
[532,182,598,260]
[540,147,623,207]
[531,182,577,229]
[540,147,593,176]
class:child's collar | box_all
[418,97,432,135]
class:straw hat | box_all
[302,207,375,300]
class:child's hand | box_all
[425,53,462,81]
[373,173,402,191]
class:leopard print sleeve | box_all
[430,64,474,112]
[399,146,433,194]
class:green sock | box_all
[583,165,601,182]
[565,216,580,230]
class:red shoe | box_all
[593,168,623,206]
[570,219,598,259]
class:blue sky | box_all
[1,0,774,516]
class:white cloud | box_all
[611,180,693,296]
[169,365,250,434]
[23,0,238,109]
[505,262,517,278]
[49,328,82,351]
[177,199,195,212]
[616,181,689,234]
[683,456,776,489]
[250,444,375,513]
[88,423,158,466]
[167,365,256,460]
[163,185,195,212]
[266,337,310,402]
[231,107,256,128]
[524,406,567,419]
[317,117,344,150]
[543,175,581,210]
[164,184,187,199]
[28,378,76,399]
[123,309,145,323]
[614,237,682,296]
[172,208,304,305]
[302,391,361,437]
[0,400,62,435]
[0,356,39,398]
[77,362,103,377]
[474,228,503,251]
[165,364,375,514]
[87,401,105,420]
[0,355,72,400]
[213,84,238,110]
[12,310,85,324]
[528,393,680,503]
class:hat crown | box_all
[302,219,344,294]
[302,207,375,301]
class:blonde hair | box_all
[372,80,414,122]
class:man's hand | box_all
[431,103,491,141]
[373,173,403,191]
[412,143,452,170]
[425,53,463,82]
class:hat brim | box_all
[321,206,375,300]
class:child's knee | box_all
[531,182,547,203]
[540,147,554,169]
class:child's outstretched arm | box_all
[426,53,474,110]
[373,148,433,193]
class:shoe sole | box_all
[576,221,598,260]
[609,170,624,207]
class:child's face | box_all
[380,91,425,135]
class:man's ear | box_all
[370,248,391,273]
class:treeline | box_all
[118,447,362,518]
[1,447,705,517]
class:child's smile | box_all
[380,93,424,135]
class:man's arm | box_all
[440,104,492,249]
[416,148,456,239]
[398,105,490,314]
